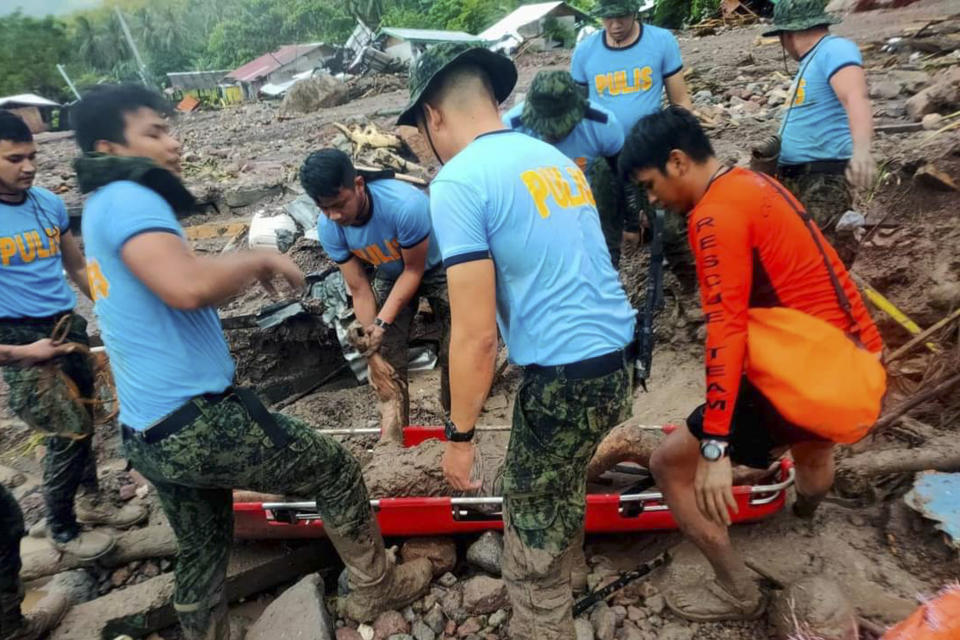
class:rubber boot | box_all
[2,591,68,640]
[50,529,115,561]
[75,493,148,529]
[330,518,433,623]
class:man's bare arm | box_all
[831,65,875,190]
[377,238,429,325]
[122,232,304,310]
[665,74,693,112]
[60,231,92,300]
[340,257,378,327]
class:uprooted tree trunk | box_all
[839,435,960,477]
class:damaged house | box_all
[479,1,590,53]
[227,43,337,99]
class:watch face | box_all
[702,443,722,461]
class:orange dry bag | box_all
[882,584,960,640]
[746,173,886,444]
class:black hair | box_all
[73,84,172,153]
[619,106,714,179]
[0,110,33,144]
[300,148,356,200]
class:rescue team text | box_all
[0,229,62,267]
[521,166,597,219]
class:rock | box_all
[403,606,416,623]
[440,587,466,623]
[590,603,617,640]
[438,572,458,587]
[767,89,789,107]
[626,605,644,623]
[281,73,350,113]
[224,184,282,208]
[891,69,931,94]
[387,635,414,640]
[461,576,508,615]
[616,621,646,640]
[140,561,160,578]
[870,80,902,100]
[921,112,944,130]
[915,164,959,191]
[246,573,334,640]
[111,567,131,587]
[47,569,98,605]
[401,538,457,577]
[373,610,410,639]
[770,576,858,640]
[929,281,960,311]
[575,617,595,640]
[465,532,504,576]
[693,89,713,104]
[444,619,457,636]
[411,619,436,640]
[657,622,694,640]
[610,605,627,625]
[358,624,375,640]
[457,617,482,637]
[118,484,137,501]
[424,603,445,634]
[644,593,665,615]
[337,629,364,640]
[905,66,960,121]
[487,609,508,628]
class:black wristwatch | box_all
[374,317,391,330]
[445,418,475,443]
[699,439,730,462]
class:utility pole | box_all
[114,7,152,87]
[57,64,82,101]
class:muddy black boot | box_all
[329,518,433,623]
[3,591,69,640]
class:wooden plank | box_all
[184,221,249,241]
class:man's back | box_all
[429,129,635,366]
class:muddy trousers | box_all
[778,170,857,268]
[371,265,451,413]
[0,314,97,542]
[0,485,25,637]
[122,391,372,640]
[501,361,632,639]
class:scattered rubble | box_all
[246,573,334,640]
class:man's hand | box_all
[258,253,305,298]
[443,441,481,491]
[363,323,386,356]
[694,456,737,526]
[16,339,79,366]
[846,147,876,191]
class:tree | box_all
[0,11,71,101]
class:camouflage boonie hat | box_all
[762,0,841,36]
[591,0,638,18]
[397,43,517,127]
[521,71,588,143]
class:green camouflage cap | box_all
[397,43,517,127]
[762,0,840,36]
[591,0,638,18]
[521,70,588,143]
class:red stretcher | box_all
[233,425,795,540]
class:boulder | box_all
[246,573,334,640]
[461,576,508,615]
[400,538,457,577]
[282,73,350,113]
[373,610,409,639]
[905,67,960,121]
[870,80,902,100]
[466,531,503,576]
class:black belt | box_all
[121,387,290,447]
[777,160,848,178]
[0,311,73,326]
[525,343,636,381]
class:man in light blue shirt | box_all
[74,84,432,639]
[399,44,636,639]
[302,149,450,425]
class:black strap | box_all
[356,168,395,183]
[754,172,863,337]
[234,387,292,448]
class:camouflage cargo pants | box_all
[0,484,25,635]
[588,159,697,293]
[121,390,371,640]
[371,265,451,412]
[0,314,97,542]
[502,363,632,640]
[778,171,857,268]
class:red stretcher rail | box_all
[233,425,795,540]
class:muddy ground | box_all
[2,0,959,638]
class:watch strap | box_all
[445,418,475,442]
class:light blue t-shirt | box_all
[571,25,683,137]
[780,35,861,165]
[0,187,76,318]
[82,181,234,431]
[503,100,625,173]
[318,178,442,281]
[429,130,636,367]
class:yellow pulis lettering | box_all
[86,260,110,302]
[793,78,806,106]
[0,238,16,266]
[15,235,36,263]
[521,169,552,218]
[33,232,51,259]
[567,168,596,208]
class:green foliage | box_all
[542,16,576,47]
[689,0,720,23]
[0,11,71,100]
[652,0,691,28]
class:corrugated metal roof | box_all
[167,70,230,91]
[379,27,481,43]
[478,1,587,42]
[0,94,60,108]
[227,43,329,83]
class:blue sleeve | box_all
[662,31,683,77]
[317,217,351,264]
[396,189,432,249]
[571,41,588,84]
[429,179,490,268]
[107,183,181,251]
[821,37,862,80]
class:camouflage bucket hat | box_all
[591,0,638,18]
[397,43,518,127]
[762,0,841,36]
[521,70,588,143]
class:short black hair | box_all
[0,110,33,144]
[619,106,714,178]
[300,149,356,200]
[73,84,172,153]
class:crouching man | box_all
[621,107,883,621]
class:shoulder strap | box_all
[754,171,863,337]
[356,167,395,183]
[778,35,836,138]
